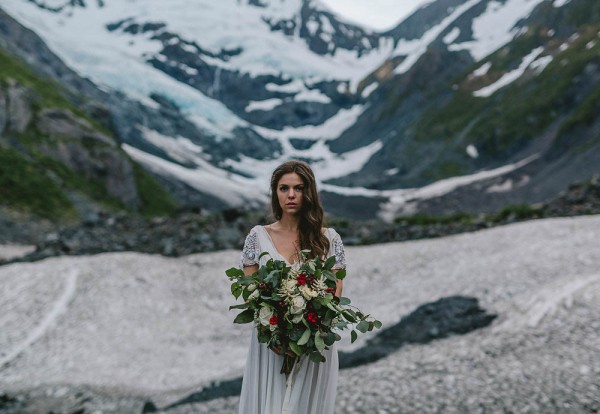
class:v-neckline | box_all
[260,225,296,266]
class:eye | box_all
[279,185,288,192]
[295,185,304,192]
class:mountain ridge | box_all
[0,0,598,220]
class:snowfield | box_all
[1,215,599,412]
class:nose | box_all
[287,188,295,198]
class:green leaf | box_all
[323,271,337,282]
[324,255,336,270]
[314,332,325,352]
[225,267,244,278]
[233,309,254,324]
[309,351,325,363]
[229,303,249,310]
[257,332,270,343]
[290,329,304,341]
[297,328,312,346]
[351,330,358,343]
[230,283,243,300]
[356,320,369,333]
[333,321,349,330]
[335,269,346,280]
[324,332,336,346]
[339,297,351,306]
[258,251,270,260]
[374,320,383,329]
[289,341,302,356]
[264,270,279,283]
[342,310,357,323]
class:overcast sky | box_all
[320,0,432,31]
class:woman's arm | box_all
[243,265,258,277]
[333,271,343,298]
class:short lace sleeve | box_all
[328,228,346,270]
[239,227,260,269]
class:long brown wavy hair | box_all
[270,160,329,260]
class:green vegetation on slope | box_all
[0,145,76,219]
[414,22,600,167]
[0,47,178,220]
[132,162,178,217]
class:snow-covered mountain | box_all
[1,0,598,218]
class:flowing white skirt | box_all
[238,329,338,414]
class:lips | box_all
[286,203,298,207]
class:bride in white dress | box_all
[238,160,346,414]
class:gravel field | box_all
[0,215,599,413]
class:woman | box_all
[238,160,346,414]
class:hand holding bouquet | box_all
[226,250,381,376]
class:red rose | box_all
[269,315,279,325]
[258,282,266,289]
[297,273,307,285]
[326,287,335,294]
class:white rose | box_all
[289,295,306,314]
[248,289,260,301]
[247,283,257,292]
[299,285,318,300]
[258,306,273,326]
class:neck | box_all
[278,214,300,232]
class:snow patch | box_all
[553,0,571,7]
[318,154,540,221]
[254,104,366,143]
[245,98,284,112]
[449,0,547,61]
[486,179,513,193]
[361,82,378,98]
[394,0,481,75]
[530,54,553,73]
[466,144,479,158]
[122,144,264,206]
[472,61,492,77]
[443,27,460,44]
[294,88,331,104]
[473,47,544,97]
[0,269,79,368]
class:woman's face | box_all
[276,172,304,217]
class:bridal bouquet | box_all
[226,250,381,376]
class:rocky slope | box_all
[0,214,598,413]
